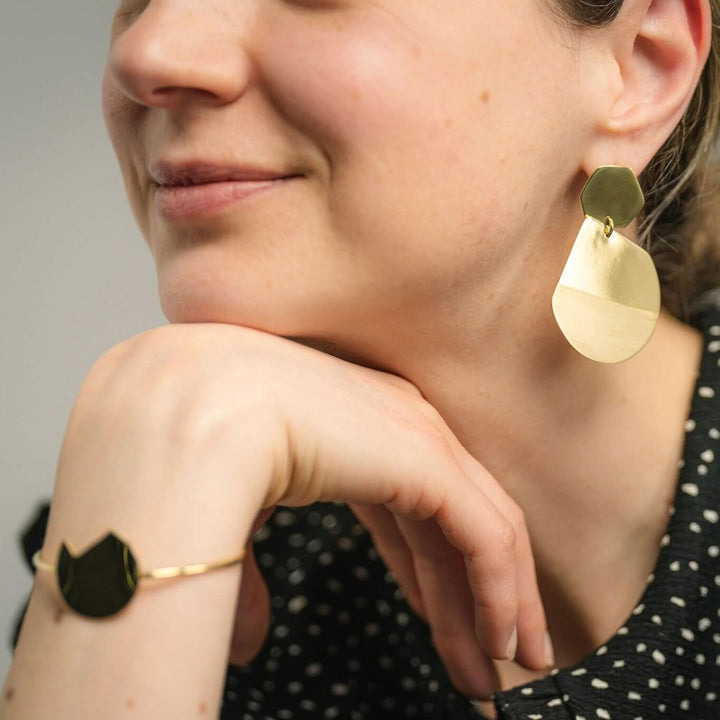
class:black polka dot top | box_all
[10,290,720,719]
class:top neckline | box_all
[489,296,720,712]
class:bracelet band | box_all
[32,531,247,619]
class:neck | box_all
[297,273,697,486]
[292,273,703,664]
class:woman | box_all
[3,0,720,717]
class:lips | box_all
[149,160,302,220]
[149,161,297,187]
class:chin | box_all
[161,296,295,335]
[157,280,337,339]
[159,289,388,372]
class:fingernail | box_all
[544,630,555,668]
[506,626,518,661]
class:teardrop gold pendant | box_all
[552,166,661,364]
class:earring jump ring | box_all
[603,215,615,238]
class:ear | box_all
[582,0,713,178]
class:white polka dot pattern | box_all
[213,296,720,718]
[11,296,720,720]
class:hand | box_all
[180,324,550,698]
[59,322,550,700]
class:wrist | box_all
[41,387,284,602]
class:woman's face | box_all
[103,0,592,345]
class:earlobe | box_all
[586,0,712,175]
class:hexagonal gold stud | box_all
[580,165,644,229]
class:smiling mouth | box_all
[153,177,301,220]
[149,161,303,221]
[150,160,301,186]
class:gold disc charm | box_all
[56,533,139,618]
[32,532,248,619]
[552,166,661,364]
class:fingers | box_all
[347,502,509,698]
[508,508,554,670]
[394,514,503,699]
[428,474,520,661]
[346,458,524,698]
[440,444,553,673]
[346,502,427,621]
[353,476,526,699]
[279,361,551,683]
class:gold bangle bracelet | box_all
[32,531,247,619]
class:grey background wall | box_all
[0,3,166,681]
[2,0,720,691]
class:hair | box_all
[551,0,720,320]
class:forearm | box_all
[0,328,294,719]
[1,441,272,720]
[2,548,245,720]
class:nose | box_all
[107,3,254,110]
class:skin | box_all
[102,0,713,709]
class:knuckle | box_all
[390,474,446,520]
[495,518,517,554]
[505,501,527,533]
[83,337,133,382]
[413,415,455,465]
[82,326,178,387]
[466,550,517,613]
[379,371,425,400]
[112,323,177,355]
[504,497,524,523]
[77,325,279,436]
[75,353,129,416]
[474,595,519,657]
[470,570,518,615]
[412,397,447,429]
[474,586,519,622]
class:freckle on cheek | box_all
[54,608,65,623]
[126,697,135,709]
[481,90,490,103]
[5,687,15,702]
[444,117,454,128]
[199,700,208,714]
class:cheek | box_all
[254,14,524,286]
[257,7,580,285]
[254,24,428,190]
[255,15,424,153]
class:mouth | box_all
[149,160,304,221]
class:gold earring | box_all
[551,165,661,364]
